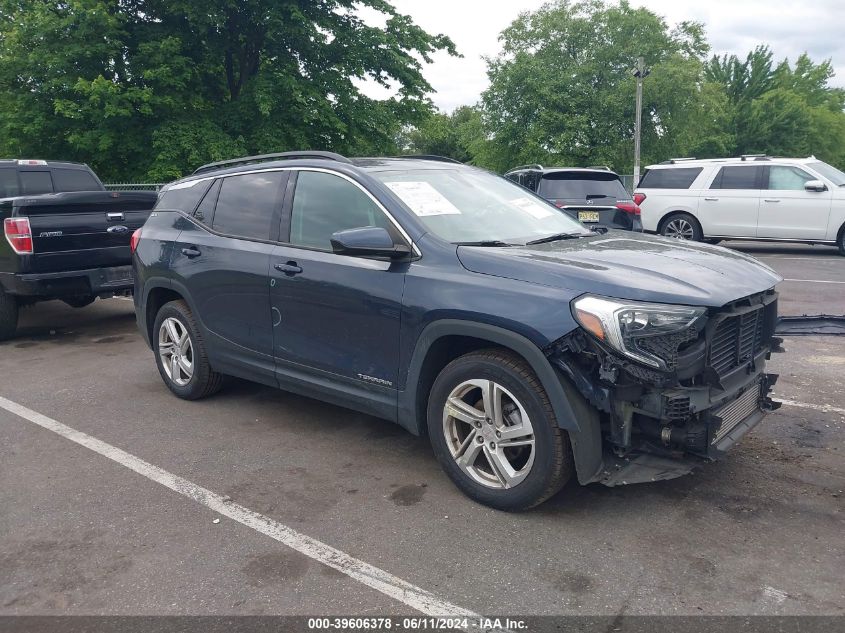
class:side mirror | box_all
[330,226,410,259]
[805,180,827,192]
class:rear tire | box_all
[153,300,223,400]
[838,228,845,256]
[659,213,703,242]
[427,349,572,511]
[0,290,19,341]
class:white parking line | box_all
[0,395,479,620]
[781,279,845,284]
[777,398,845,416]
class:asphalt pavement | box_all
[0,243,843,619]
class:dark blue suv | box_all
[133,152,783,510]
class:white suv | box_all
[635,155,845,255]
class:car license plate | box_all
[578,211,600,222]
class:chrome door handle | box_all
[703,197,719,201]
[764,199,780,203]
[181,247,201,258]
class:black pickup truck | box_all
[0,160,157,339]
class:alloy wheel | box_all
[158,317,194,387]
[442,379,535,489]
[663,218,695,240]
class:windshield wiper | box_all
[455,240,515,247]
[525,232,583,245]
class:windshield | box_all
[538,172,629,201]
[809,161,845,186]
[374,168,589,244]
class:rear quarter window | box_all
[156,180,213,215]
[638,167,703,189]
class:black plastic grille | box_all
[709,307,765,377]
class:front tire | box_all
[0,290,19,341]
[153,300,223,400]
[427,349,572,511]
[660,213,703,241]
[838,228,845,256]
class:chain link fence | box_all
[103,183,165,192]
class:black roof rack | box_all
[504,164,544,174]
[192,151,352,175]
[740,154,771,161]
[391,155,463,164]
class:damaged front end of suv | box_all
[550,290,782,486]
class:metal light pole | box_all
[631,57,650,189]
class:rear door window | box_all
[539,172,629,201]
[51,168,100,192]
[19,171,54,195]
[638,167,702,189]
[710,166,761,190]
[212,172,285,241]
[0,169,19,198]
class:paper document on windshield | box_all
[511,197,554,219]
[385,181,462,217]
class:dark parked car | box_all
[504,165,642,232]
[133,152,782,510]
[0,160,157,339]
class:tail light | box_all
[4,217,33,254]
[553,201,566,208]
[615,201,641,215]
[633,192,647,206]
[130,228,142,253]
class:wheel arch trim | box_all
[402,320,582,434]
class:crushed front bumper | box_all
[596,373,780,486]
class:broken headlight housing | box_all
[572,295,706,370]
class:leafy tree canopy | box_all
[408,1,845,173]
[0,0,456,180]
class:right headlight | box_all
[572,295,706,370]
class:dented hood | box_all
[457,232,782,307]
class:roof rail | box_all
[504,164,544,174]
[391,155,463,164]
[740,154,770,161]
[660,157,697,165]
[192,151,352,175]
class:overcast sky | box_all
[365,0,844,112]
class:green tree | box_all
[705,47,845,166]
[404,106,491,163]
[0,0,456,181]
[479,0,727,174]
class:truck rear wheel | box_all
[0,290,19,341]
[427,349,572,511]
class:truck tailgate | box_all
[17,191,156,274]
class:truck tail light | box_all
[130,228,142,253]
[615,201,641,215]
[633,192,647,206]
[4,217,33,254]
